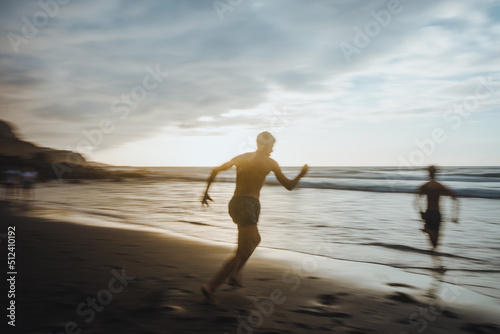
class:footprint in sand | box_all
[442,310,461,319]
[387,283,416,289]
[461,322,500,333]
[292,322,314,329]
[317,294,338,306]
[181,274,197,279]
[162,304,184,312]
[166,287,194,296]
[337,292,351,296]
[386,292,418,304]
[395,318,409,324]
[292,308,351,318]
[213,316,237,324]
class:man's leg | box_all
[424,213,440,250]
[230,224,261,284]
[427,230,439,250]
[206,224,260,293]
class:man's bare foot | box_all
[228,276,243,288]
[201,284,218,304]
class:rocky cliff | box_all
[0,120,86,163]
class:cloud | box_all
[0,0,499,161]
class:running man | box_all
[415,166,459,251]
[201,131,308,303]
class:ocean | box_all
[26,166,500,302]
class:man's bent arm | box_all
[272,162,308,191]
[415,186,425,214]
[444,186,460,223]
[202,158,237,205]
[443,185,458,200]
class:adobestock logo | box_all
[339,0,411,63]
[213,0,244,21]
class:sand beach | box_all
[2,200,499,334]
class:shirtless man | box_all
[201,131,308,303]
[416,166,459,250]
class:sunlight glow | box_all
[91,127,258,167]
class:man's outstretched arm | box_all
[202,158,237,206]
[272,162,308,191]
[444,186,460,223]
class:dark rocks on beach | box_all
[0,119,145,181]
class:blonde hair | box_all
[256,131,276,149]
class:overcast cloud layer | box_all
[1,0,499,165]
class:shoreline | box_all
[20,200,500,307]
[1,203,499,333]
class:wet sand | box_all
[1,203,499,334]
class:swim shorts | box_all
[228,196,260,227]
[422,210,441,231]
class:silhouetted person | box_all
[415,166,459,251]
[201,131,308,303]
[4,166,21,202]
[21,166,38,203]
[0,166,6,200]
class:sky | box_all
[0,0,499,167]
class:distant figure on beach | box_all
[21,167,38,202]
[200,131,308,303]
[4,166,21,202]
[0,167,6,200]
[415,166,459,251]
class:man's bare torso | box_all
[419,180,450,211]
[233,152,275,199]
